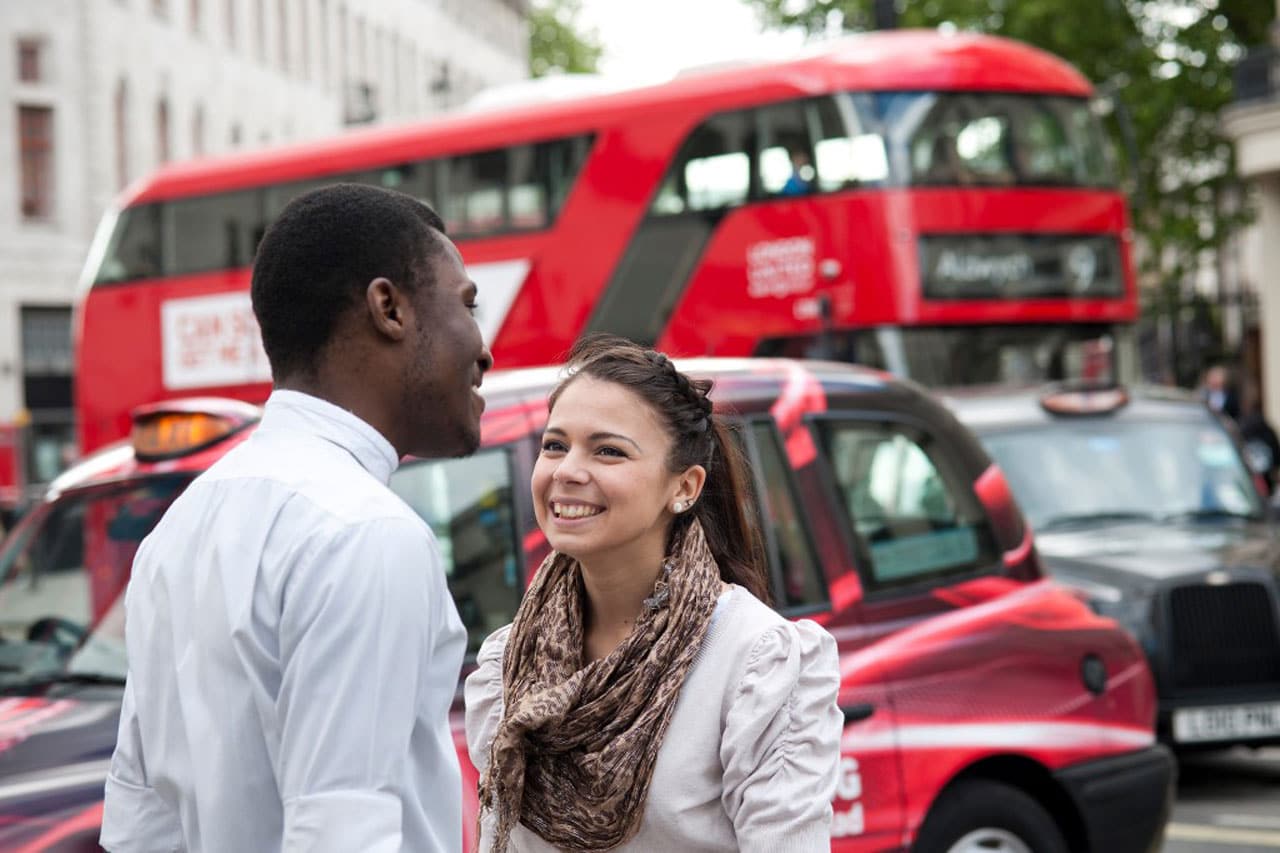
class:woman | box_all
[464,335,842,852]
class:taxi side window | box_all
[818,420,999,589]
[742,420,828,612]
[389,447,522,656]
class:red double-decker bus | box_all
[75,29,1137,456]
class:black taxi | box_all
[945,383,1280,750]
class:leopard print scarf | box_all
[479,520,724,852]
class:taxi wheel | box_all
[912,779,1069,853]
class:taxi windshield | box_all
[980,418,1265,531]
[0,475,191,688]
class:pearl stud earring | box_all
[673,501,685,513]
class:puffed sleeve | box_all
[721,619,842,853]
[464,624,512,774]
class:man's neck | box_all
[277,371,403,456]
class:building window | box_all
[225,0,237,47]
[230,122,242,147]
[192,103,205,156]
[298,0,309,80]
[189,0,201,33]
[372,27,383,105]
[156,97,170,164]
[336,4,346,88]
[20,306,75,486]
[319,0,330,88]
[255,0,265,62]
[114,80,129,190]
[278,0,288,72]
[18,106,53,220]
[17,39,42,83]
[389,34,400,113]
[353,16,364,81]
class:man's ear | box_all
[366,277,410,342]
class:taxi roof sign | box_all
[1039,385,1129,417]
[130,398,260,460]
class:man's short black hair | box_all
[250,182,447,380]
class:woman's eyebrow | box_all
[543,426,641,452]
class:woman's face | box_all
[532,376,700,568]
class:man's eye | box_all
[466,302,479,315]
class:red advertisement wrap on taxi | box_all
[0,361,1172,851]
[75,29,1138,462]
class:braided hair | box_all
[548,334,770,603]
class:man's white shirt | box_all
[101,390,467,853]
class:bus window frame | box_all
[90,134,597,287]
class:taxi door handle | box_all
[841,703,875,724]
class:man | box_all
[101,184,492,852]
[1239,380,1280,495]
[780,146,814,196]
[1201,364,1241,422]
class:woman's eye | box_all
[541,440,565,453]
[598,446,626,458]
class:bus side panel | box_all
[76,269,263,453]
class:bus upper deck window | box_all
[955,113,1015,185]
[508,144,547,230]
[893,92,1118,189]
[652,110,752,215]
[757,101,813,196]
[95,204,162,283]
[169,189,262,275]
[815,95,887,190]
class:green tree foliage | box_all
[745,0,1273,290]
[530,0,604,78]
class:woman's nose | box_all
[553,453,589,483]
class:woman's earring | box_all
[673,501,685,513]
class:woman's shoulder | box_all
[477,623,513,663]
[713,588,837,678]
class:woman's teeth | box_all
[554,503,602,519]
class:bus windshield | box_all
[844,92,1118,188]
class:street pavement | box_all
[1163,747,1280,852]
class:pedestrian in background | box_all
[1201,364,1241,421]
[1238,379,1280,496]
[465,334,842,852]
[101,184,492,852]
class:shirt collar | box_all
[259,390,400,483]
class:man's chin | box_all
[443,425,482,459]
[405,426,481,460]
[451,434,482,458]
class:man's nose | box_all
[478,345,494,373]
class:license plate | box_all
[1172,702,1280,743]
